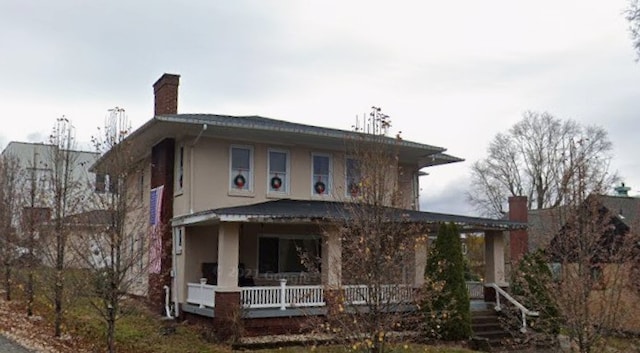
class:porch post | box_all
[322,229,342,317]
[214,222,241,338]
[484,230,507,302]
[321,229,342,288]
[414,236,428,287]
[217,222,240,289]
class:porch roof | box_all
[171,199,526,232]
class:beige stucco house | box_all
[95,73,527,335]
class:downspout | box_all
[163,285,173,318]
[171,226,180,318]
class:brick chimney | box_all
[508,196,528,264]
[153,73,180,116]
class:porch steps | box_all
[471,309,513,352]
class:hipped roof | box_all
[92,114,463,172]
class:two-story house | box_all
[94,73,527,336]
[1,141,102,267]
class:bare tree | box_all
[76,107,148,353]
[305,108,432,353]
[0,154,21,301]
[41,117,81,337]
[21,148,50,317]
[510,140,637,353]
[626,0,640,59]
[468,111,617,217]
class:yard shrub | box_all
[424,223,471,340]
[510,250,561,335]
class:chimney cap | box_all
[153,73,180,91]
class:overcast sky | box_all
[1,1,639,216]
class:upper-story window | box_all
[230,145,253,191]
[346,157,361,197]
[268,149,289,194]
[312,153,331,195]
[175,145,184,193]
[95,173,107,193]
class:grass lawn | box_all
[2,266,480,353]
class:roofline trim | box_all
[155,114,447,154]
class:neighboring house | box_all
[1,141,101,210]
[0,141,103,266]
[524,187,640,333]
[94,73,528,335]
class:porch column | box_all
[214,222,241,338]
[217,222,240,289]
[322,229,342,318]
[414,236,428,287]
[321,230,342,288]
[484,230,507,301]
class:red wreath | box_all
[234,174,246,188]
[349,182,360,196]
[270,176,282,190]
[314,181,326,194]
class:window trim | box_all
[311,152,332,196]
[229,145,254,193]
[267,148,290,195]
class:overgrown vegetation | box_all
[510,250,560,336]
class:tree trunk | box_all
[107,306,116,353]
[54,268,63,337]
[4,264,10,301]
[27,270,33,316]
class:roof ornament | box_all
[614,182,631,197]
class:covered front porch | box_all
[170,199,520,320]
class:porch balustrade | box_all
[240,279,325,310]
[342,284,414,305]
[185,281,480,310]
[186,280,216,308]
[466,281,484,300]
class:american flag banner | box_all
[149,185,164,274]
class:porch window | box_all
[268,149,289,194]
[258,236,320,274]
[230,145,253,191]
[346,157,361,196]
[312,153,331,195]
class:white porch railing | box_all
[466,281,484,300]
[342,284,414,305]
[487,283,539,333]
[186,280,216,308]
[241,279,325,310]
[186,281,482,311]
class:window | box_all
[268,149,289,194]
[312,153,331,195]
[108,175,118,194]
[176,145,184,193]
[258,236,321,274]
[346,158,361,196]
[174,227,183,255]
[230,146,253,191]
[95,173,106,193]
[139,170,145,202]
